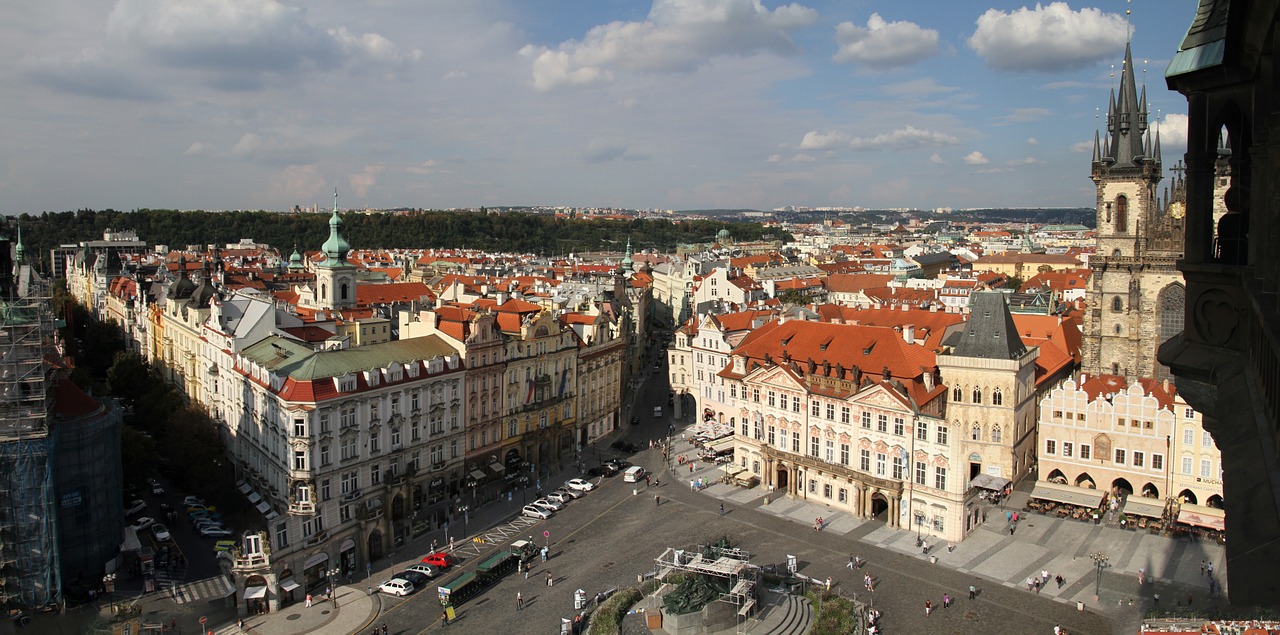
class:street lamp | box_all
[1089,552,1109,601]
[326,567,341,599]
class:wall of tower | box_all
[1092,176,1158,260]
[1083,264,1183,379]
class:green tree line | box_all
[15,208,783,270]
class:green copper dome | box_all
[320,189,351,265]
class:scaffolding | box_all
[0,288,60,610]
[654,542,759,621]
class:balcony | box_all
[289,469,311,481]
[288,500,316,516]
[341,489,362,503]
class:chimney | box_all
[903,324,915,345]
[496,291,509,305]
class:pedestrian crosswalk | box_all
[172,575,235,605]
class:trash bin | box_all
[1077,601,1085,611]
[930,556,937,564]
[574,589,586,610]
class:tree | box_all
[107,352,150,406]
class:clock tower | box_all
[315,189,357,312]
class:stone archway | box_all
[392,494,406,521]
[368,530,384,563]
[870,492,890,519]
[1111,478,1134,496]
[1141,483,1160,499]
[775,464,789,493]
[1178,489,1199,505]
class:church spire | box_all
[1107,43,1147,168]
[321,188,351,265]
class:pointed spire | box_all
[1153,125,1162,162]
[1092,130,1102,164]
[14,224,23,263]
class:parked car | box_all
[151,523,172,542]
[553,486,584,499]
[610,440,640,453]
[129,516,155,533]
[125,500,147,516]
[403,564,438,579]
[420,552,460,570]
[185,503,215,513]
[181,495,206,507]
[379,578,415,597]
[213,540,237,553]
[200,526,233,538]
[604,459,631,472]
[565,478,596,492]
[398,570,430,588]
[150,483,165,496]
[522,505,552,520]
[531,498,563,512]
[545,491,572,505]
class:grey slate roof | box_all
[946,291,1028,360]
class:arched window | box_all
[1112,296,1123,312]
[992,388,1003,406]
[1115,195,1128,232]
[341,282,350,301]
[320,283,327,300]
[971,424,982,441]
[952,386,962,402]
[991,425,1002,443]
[972,387,982,404]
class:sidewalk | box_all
[660,430,1229,629]
[208,585,379,635]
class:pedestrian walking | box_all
[864,574,874,592]
[1153,593,1160,606]
[925,599,932,616]
[655,494,660,506]
[1026,577,1034,591]
[690,479,695,491]
[1034,579,1042,594]
[1056,574,1065,588]
[1010,524,1016,535]
[517,592,524,611]
[719,503,724,516]
[922,540,929,555]
[441,607,450,625]
[1042,569,1050,583]
[1054,625,1062,635]
[942,593,950,608]
[305,593,312,608]
[238,618,245,631]
[968,584,976,600]
[382,623,388,635]
[848,555,855,570]
[1200,560,1206,576]
[1006,510,1012,522]
[547,571,554,587]
[1206,562,1214,577]
[1138,568,1146,585]
[541,546,548,562]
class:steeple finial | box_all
[14,224,23,263]
[333,187,339,214]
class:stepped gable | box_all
[948,291,1027,360]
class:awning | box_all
[489,462,505,473]
[707,438,736,453]
[1177,504,1226,531]
[1030,481,1106,508]
[237,481,253,495]
[244,586,268,600]
[719,464,745,476]
[255,500,271,514]
[1122,496,1166,519]
[304,552,329,568]
[121,527,142,552]
[469,470,486,481]
[968,474,1011,491]
[279,578,301,593]
[247,491,262,504]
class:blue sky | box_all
[0,1,1195,214]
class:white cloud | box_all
[963,151,989,165]
[799,130,849,150]
[996,108,1051,124]
[1007,157,1038,166]
[406,160,438,176]
[832,13,939,69]
[968,2,1128,72]
[182,142,209,157]
[1157,113,1189,149]
[767,153,816,164]
[1026,137,1039,146]
[230,132,318,165]
[349,164,384,197]
[930,153,945,165]
[525,0,817,92]
[1071,140,1094,153]
[847,126,959,151]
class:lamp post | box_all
[1089,552,1109,601]
[326,567,341,600]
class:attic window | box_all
[862,343,875,355]
[781,336,792,347]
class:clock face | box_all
[1169,201,1185,219]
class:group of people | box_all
[1024,569,1063,593]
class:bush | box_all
[805,589,863,635]
[587,587,644,635]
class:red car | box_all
[421,552,459,570]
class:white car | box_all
[521,505,552,520]
[554,487,584,500]
[182,495,206,507]
[200,526,233,538]
[545,491,572,505]
[379,578,415,597]
[151,523,172,542]
[565,478,596,492]
[531,498,563,512]
[125,500,147,516]
[130,516,155,533]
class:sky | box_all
[0,1,1197,214]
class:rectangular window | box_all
[934,466,947,491]
[877,414,888,432]
[1200,459,1211,478]
[840,443,849,465]
[370,464,381,484]
[741,421,749,436]
[1184,407,1195,419]
[915,461,927,486]
[792,396,801,413]
[861,412,871,429]
[1117,418,1126,428]
[321,479,331,501]
[1151,454,1163,470]
[892,455,904,480]
[1080,445,1091,460]
[293,450,308,470]
[1202,432,1213,448]
[825,440,834,463]
[1133,451,1144,467]
[768,391,776,407]
[811,401,821,417]
[369,433,380,453]
[791,431,800,453]
[916,421,928,441]
[936,426,948,445]
[823,483,832,499]
[875,453,886,477]
[826,404,835,420]
[838,488,847,503]
[320,444,331,466]
[809,479,817,494]
[767,426,775,446]
[1062,442,1073,458]
[275,522,289,550]
[841,406,850,424]
[1115,449,1126,464]
[860,449,870,472]
[340,505,352,523]
[1183,428,1193,446]
[391,427,401,448]
[810,436,820,457]
[752,388,760,403]
[320,413,330,434]
[893,417,904,436]
[1182,456,1193,475]
[293,418,306,437]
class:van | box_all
[653,406,662,418]
[622,466,646,483]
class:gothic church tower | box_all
[1082,44,1185,380]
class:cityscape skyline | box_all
[2,0,1191,214]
